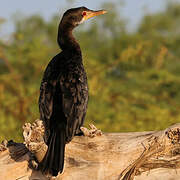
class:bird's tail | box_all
[39,129,66,176]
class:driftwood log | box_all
[0,120,180,180]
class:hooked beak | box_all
[83,10,107,21]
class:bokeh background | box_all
[0,0,180,141]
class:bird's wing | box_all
[39,81,55,120]
[39,80,56,140]
[59,71,88,139]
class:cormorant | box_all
[38,7,107,176]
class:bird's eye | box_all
[82,11,87,16]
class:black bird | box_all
[38,7,107,176]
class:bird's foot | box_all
[80,124,102,138]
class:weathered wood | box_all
[0,120,180,180]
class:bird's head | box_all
[58,7,107,50]
[60,7,107,29]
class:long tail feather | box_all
[39,130,66,176]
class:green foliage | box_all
[0,2,180,141]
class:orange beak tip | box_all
[102,10,107,14]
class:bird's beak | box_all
[83,10,107,21]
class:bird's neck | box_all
[57,24,81,55]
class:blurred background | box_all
[0,0,180,141]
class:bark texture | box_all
[0,120,180,180]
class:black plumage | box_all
[38,7,107,176]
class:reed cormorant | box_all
[38,7,107,176]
